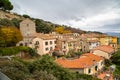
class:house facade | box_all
[92,45,114,59]
[99,36,112,45]
[87,40,100,50]
[55,53,104,75]
[29,33,56,55]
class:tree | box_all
[23,14,30,18]
[28,48,38,57]
[11,18,21,29]
[31,70,56,80]
[0,55,100,80]
[0,0,13,11]
[0,59,30,80]
[0,18,14,27]
[0,27,23,47]
[55,26,71,34]
[111,51,120,65]
[110,51,120,79]
[35,19,53,33]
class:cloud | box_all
[64,8,120,27]
[10,0,120,33]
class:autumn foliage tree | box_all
[0,27,23,47]
[54,26,71,34]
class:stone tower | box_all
[20,18,36,37]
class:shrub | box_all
[0,46,29,56]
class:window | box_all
[45,47,49,51]
[84,46,85,48]
[27,24,29,27]
[19,43,23,46]
[80,49,82,52]
[54,41,57,44]
[95,66,98,71]
[50,47,53,50]
[35,41,39,45]
[45,42,48,45]
[112,44,115,47]
[80,42,82,44]
[50,41,52,45]
[68,43,72,46]
[89,42,91,45]
[25,43,27,46]
[88,69,91,74]
[101,61,103,65]
[63,41,66,44]
[29,42,32,44]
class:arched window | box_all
[19,43,23,46]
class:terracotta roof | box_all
[97,72,113,80]
[93,45,114,53]
[80,53,103,62]
[54,47,60,51]
[87,40,99,43]
[32,33,56,40]
[55,53,103,69]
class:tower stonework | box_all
[17,18,36,46]
[20,18,36,37]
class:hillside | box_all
[0,10,24,20]
[0,10,86,34]
[0,10,107,35]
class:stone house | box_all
[17,18,36,46]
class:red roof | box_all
[55,53,103,69]
[87,40,99,43]
[93,45,114,53]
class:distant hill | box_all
[106,32,120,37]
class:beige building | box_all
[87,40,100,50]
[80,37,90,53]
[92,45,114,59]
[29,33,56,55]
[55,53,104,75]
[55,38,83,55]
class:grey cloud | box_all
[10,0,120,32]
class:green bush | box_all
[0,59,30,80]
[111,51,120,65]
[0,55,100,80]
[28,48,38,57]
[0,46,29,56]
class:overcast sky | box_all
[10,0,120,33]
